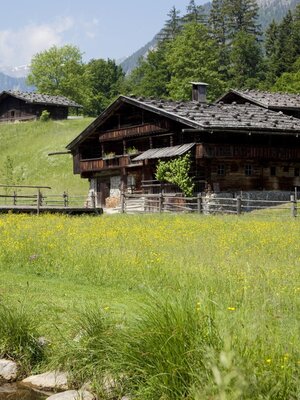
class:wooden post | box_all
[291,194,297,218]
[63,191,69,207]
[13,191,17,206]
[91,192,96,209]
[159,193,164,213]
[121,190,125,213]
[197,194,202,214]
[37,189,41,215]
[236,196,242,215]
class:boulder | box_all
[0,359,18,381]
[22,371,68,391]
[46,390,95,400]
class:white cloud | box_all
[0,16,74,67]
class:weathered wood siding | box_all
[0,95,69,122]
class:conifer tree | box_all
[209,0,230,79]
[158,6,182,42]
[224,0,261,38]
[183,0,206,24]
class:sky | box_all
[0,0,207,68]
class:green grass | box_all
[0,213,299,399]
[0,118,92,195]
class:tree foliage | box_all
[27,45,86,105]
[84,58,124,116]
[155,153,195,197]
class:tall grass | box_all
[0,213,299,398]
[0,119,92,194]
[0,301,45,374]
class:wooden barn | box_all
[217,89,300,119]
[67,83,300,207]
[0,90,82,122]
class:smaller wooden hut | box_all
[0,90,82,123]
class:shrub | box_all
[0,302,45,373]
[39,110,50,122]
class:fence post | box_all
[290,194,297,218]
[91,192,96,209]
[197,193,202,214]
[37,189,41,215]
[159,193,164,213]
[236,196,242,215]
[13,191,17,206]
[121,190,125,213]
[63,191,69,207]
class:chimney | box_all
[191,82,208,103]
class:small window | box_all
[217,164,225,176]
[295,167,300,177]
[283,166,289,173]
[245,164,253,176]
[270,166,276,176]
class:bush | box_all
[39,110,50,122]
[0,302,45,373]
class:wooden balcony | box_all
[196,144,300,160]
[80,155,142,173]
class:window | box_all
[245,164,252,176]
[217,164,225,176]
[295,167,300,177]
[283,166,289,173]
[270,166,276,176]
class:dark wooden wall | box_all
[0,95,69,122]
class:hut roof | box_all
[67,95,300,150]
[217,89,300,110]
[0,90,82,108]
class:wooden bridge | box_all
[0,185,102,215]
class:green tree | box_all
[183,0,206,24]
[166,23,226,101]
[158,6,182,42]
[124,43,171,98]
[84,58,124,116]
[224,0,261,38]
[155,153,195,197]
[272,57,300,93]
[209,0,230,79]
[27,45,86,104]
[229,31,263,88]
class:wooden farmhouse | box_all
[217,89,300,119]
[67,83,300,207]
[0,90,81,123]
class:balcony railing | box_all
[196,144,300,160]
[80,154,142,173]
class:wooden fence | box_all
[119,192,298,217]
[0,185,98,215]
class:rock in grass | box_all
[46,390,95,400]
[22,371,68,390]
[0,359,18,381]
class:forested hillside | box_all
[121,0,300,101]
[120,0,300,74]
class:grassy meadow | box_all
[0,118,93,194]
[0,212,299,399]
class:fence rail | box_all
[0,186,98,215]
[119,192,297,217]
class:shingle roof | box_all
[1,90,82,108]
[67,95,300,150]
[133,143,195,161]
[136,96,300,132]
[217,89,300,110]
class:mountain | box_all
[120,0,300,75]
[0,72,34,92]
